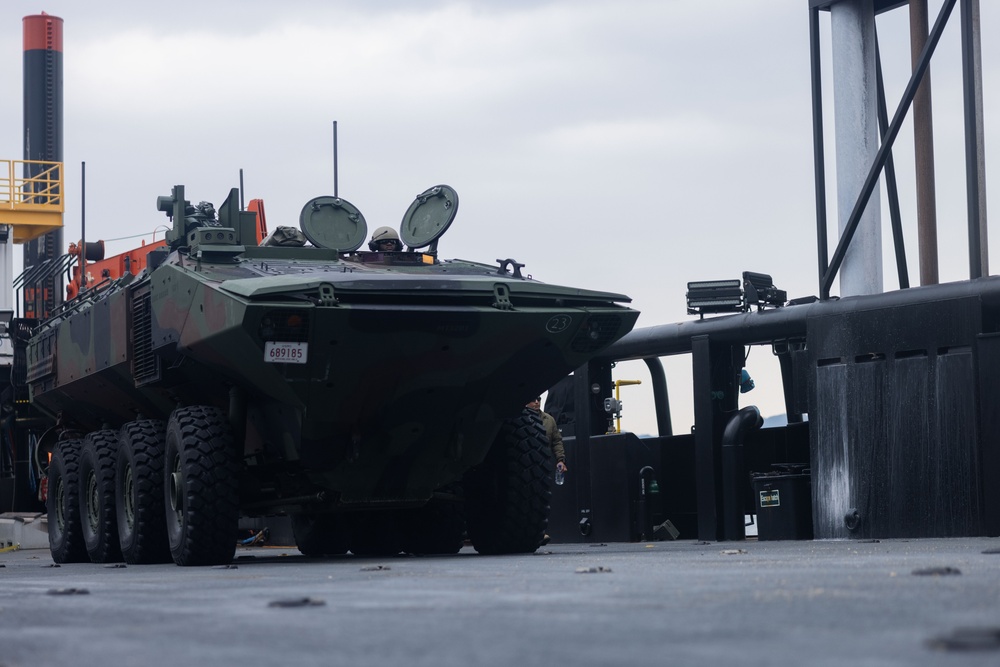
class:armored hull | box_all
[29,246,636,501]
[25,184,638,565]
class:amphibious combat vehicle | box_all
[21,184,638,565]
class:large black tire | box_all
[400,485,466,555]
[291,513,351,557]
[348,511,404,557]
[48,440,89,563]
[164,406,239,566]
[79,430,123,563]
[464,412,552,555]
[116,420,171,564]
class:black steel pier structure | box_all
[550,0,1000,546]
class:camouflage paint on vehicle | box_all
[24,185,639,514]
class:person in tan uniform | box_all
[526,396,567,474]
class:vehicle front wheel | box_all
[463,412,552,555]
[164,406,239,566]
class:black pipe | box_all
[602,276,1000,363]
[721,406,762,541]
[809,7,829,296]
[642,357,672,436]
[874,29,909,290]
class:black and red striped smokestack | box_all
[22,12,63,319]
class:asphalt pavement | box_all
[2,537,999,667]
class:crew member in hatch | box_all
[368,226,403,252]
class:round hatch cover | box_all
[299,196,368,251]
[399,184,459,249]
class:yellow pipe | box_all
[613,379,642,433]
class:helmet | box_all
[196,201,216,219]
[368,226,403,251]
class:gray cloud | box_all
[1,0,998,432]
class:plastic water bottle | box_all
[555,469,565,486]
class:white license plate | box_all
[264,341,308,364]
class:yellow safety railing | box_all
[0,159,64,243]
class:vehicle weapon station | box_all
[15,181,637,566]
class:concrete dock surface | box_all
[1,537,999,666]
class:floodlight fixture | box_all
[742,271,787,311]
[686,279,744,319]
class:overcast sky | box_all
[2,1,999,434]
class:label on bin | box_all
[759,489,780,508]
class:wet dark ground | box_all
[2,538,999,666]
